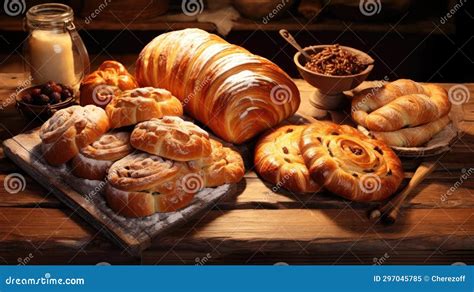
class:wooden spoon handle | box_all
[370,160,437,224]
[279,29,312,60]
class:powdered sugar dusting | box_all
[4,130,233,246]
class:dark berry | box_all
[51,84,62,93]
[61,90,71,101]
[41,83,54,96]
[31,88,42,96]
[22,93,33,103]
[51,92,61,103]
[32,94,43,105]
[39,94,50,104]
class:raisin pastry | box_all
[300,121,404,201]
[254,125,321,193]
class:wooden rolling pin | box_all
[369,160,437,224]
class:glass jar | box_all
[24,3,89,91]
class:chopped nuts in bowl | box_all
[294,44,374,95]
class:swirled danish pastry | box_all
[300,121,404,201]
[71,131,132,180]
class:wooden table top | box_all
[0,73,473,265]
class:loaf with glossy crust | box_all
[80,60,138,107]
[105,87,183,128]
[130,116,212,161]
[371,115,451,147]
[188,139,245,187]
[105,152,196,217]
[71,131,133,180]
[40,105,110,166]
[300,121,404,201]
[254,125,321,193]
[352,79,451,131]
[136,28,300,144]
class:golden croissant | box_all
[136,28,300,144]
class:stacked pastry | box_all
[39,86,245,218]
[255,121,404,202]
[106,116,244,217]
[351,79,451,147]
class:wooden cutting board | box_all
[2,129,237,255]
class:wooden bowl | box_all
[15,86,76,121]
[294,45,374,95]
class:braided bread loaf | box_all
[136,28,300,144]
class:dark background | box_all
[0,0,473,82]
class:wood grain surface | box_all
[0,73,473,265]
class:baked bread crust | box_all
[105,87,183,128]
[71,131,132,180]
[372,115,451,147]
[40,105,110,166]
[188,139,245,187]
[105,152,196,217]
[136,28,300,144]
[80,60,138,107]
[254,125,321,193]
[130,116,211,161]
[300,121,404,201]
[352,79,451,132]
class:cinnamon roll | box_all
[39,105,110,166]
[71,131,133,180]
[105,153,196,217]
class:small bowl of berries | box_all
[16,81,77,121]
